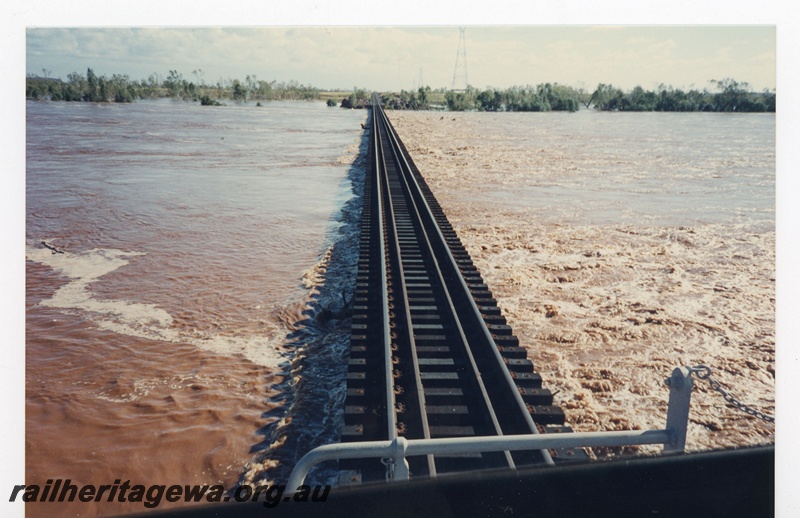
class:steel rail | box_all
[372,101,397,442]
[380,104,556,466]
[374,102,516,470]
[373,97,435,475]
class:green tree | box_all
[84,68,99,101]
[110,74,135,102]
[476,89,502,111]
[98,76,109,102]
[232,80,247,101]
[445,87,477,111]
[619,85,657,111]
[417,85,431,107]
[547,84,582,112]
[589,83,624,110]
[257,80,274,100]
[711,78,753,112]
[163,70,184,98]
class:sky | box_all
[26,26,776,93]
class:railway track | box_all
[341,94,587,483]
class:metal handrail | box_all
[287,429,672,489]
[287,367,696,488]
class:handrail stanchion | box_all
[392,437,410,481]
[663,366,694,454]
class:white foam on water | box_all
[193,334,287,370]
[27,245,287,369]
[28,246,176,340]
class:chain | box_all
[688,365,775,424]
[380,457,395,481]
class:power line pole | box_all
[451,27,468,92]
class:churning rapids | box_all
[388,110,775,458]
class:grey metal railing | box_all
[286,366,696,488]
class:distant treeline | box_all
[588,79,775,113]
[26,68,320,103]
[441,84,584,112]
[380,79,775,113]
[27,69,775,113]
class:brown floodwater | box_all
[25,99,366,516]
[389,110,775,457]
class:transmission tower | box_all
[451,27,468,92]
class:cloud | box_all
[26,26,776,91]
